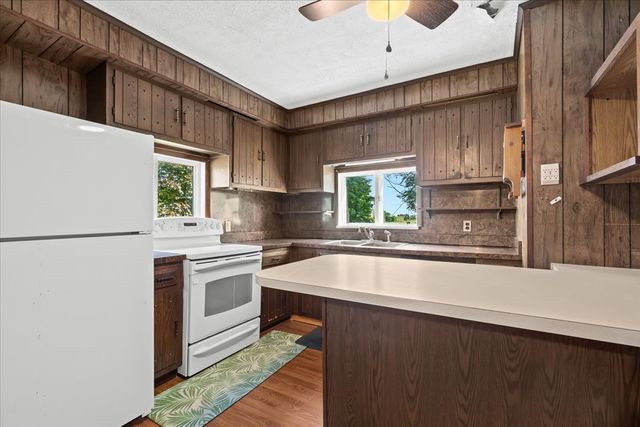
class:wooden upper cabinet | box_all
[290,131,334,192]
[233,117,262,187]
[88,64,232,155]
[324,123,364,163]
[261,128,288,192]
[231,117,287,192]
[416,96,512,186]
[322,116,414,164]
[365,115,414,158]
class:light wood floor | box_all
[136,320,323,427]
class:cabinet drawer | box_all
[262,248,290,267]
[154,263,182,289]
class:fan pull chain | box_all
[384,0,391,79]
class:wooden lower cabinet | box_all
[154,260,183,379]
[288,247,326,321]
[260,248,292,329]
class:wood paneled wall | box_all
[0,0,287,128]
[0,43,86,118]
[289,60,517,130]
[523,0,640,268]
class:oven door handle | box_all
[192,324,258,358]
[192,257,261,273]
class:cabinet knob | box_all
[174,108,180,123]
[182,110,187,125]
[359,134,364,146]
[366,134,371,146]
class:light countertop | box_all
[237,238,521,260]
[257,254,640,347]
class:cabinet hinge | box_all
[111,106,115,121]
[112,73,116,86]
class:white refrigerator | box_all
[0,101,155,426]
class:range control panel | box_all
[153,217,223,238]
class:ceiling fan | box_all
[298,0,459,29]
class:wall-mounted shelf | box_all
[418,176,504,188]
[274,210,334,215]
[423,207,517,219]
[423,187,515,219]
[584,15,640,185]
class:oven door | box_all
[187,252,261,344]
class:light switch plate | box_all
[541,163,560,185]
[463,220,471,232]
[224,219,232,232]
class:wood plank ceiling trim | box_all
[0,0,289,130]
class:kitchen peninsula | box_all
[257,255,640,426]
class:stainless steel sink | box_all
[325,240,367,246]
[326,240,407,248]
[360,241,407,248]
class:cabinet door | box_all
[324,123,364,163]
[113,70,138,128]
[417,111,436,183]
[181,97,195,142]
[462,103,480,178]
[154,285,182,376]
[193,101,206,146]
[262,128,287,192]
[446,106,461,179]
[137,80,152,132]
[233,117,262,187]
[364,119,383,157]
[151,85,165,135]
[492,97,509,177]
[433,108,447,180]
[289,131,323,191]
[164,90,181,139]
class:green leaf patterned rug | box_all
[149,330,305,427]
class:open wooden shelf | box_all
[584,156,640,184]
[423,207,516,219]
[585,14,640,185]
[274,210,334,215]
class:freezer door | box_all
[0,235,154,427]
[0,101,153,239]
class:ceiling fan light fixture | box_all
[366,0,410,22]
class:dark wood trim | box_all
[291,88,518,133]
[0,3,288,129]
[522,8,534,268]
[289,57,517,114]
[520,0,557,10]
[67,0,281,109]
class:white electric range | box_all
[153,217,262,377]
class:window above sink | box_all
[336,165,418,230]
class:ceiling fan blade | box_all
[298,0,363,21]
[405,0,459,29]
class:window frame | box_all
[337,165,418,230]
[153,153,206,219]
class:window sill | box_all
[336,224,420,230]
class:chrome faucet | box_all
[384,230,391,243]
[358,226,375,241]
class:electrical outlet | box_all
[541,163,560,185]
[224,219,232,232]
[463,220,472,232]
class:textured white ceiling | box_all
[89,0,523,109]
